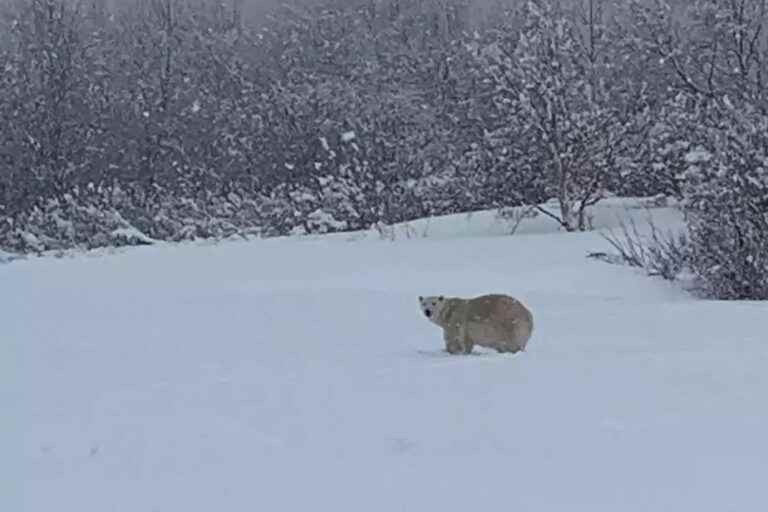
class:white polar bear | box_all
[419,294,534,355]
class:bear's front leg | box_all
[444,326,473,354]
[443,327,463,354]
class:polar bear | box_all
[418,294,534,355]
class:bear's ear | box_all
[438,296,444,301]
[418,296,423,301]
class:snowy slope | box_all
[3,203,767,512]
[304,195,684,242]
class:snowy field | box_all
[3,201,768,511]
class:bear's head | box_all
[418,295,445,324]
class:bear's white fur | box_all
[419,294,534,354]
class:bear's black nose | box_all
[424,309,432,318]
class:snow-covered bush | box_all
[0,182,275,253]
[1,196,150,254]
[597,96,767,299]
[681,103,768,300]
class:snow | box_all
[684,147,712,163]
[328,196,684,243]
[110,227,154,246]
[3,199,767,511]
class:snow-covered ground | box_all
[3,201,767,511]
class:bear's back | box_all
[466,294,534,350]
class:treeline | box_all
[0,0,766,298]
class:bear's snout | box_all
[424,309,432,318]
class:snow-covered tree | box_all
[614,0,768,298]
[680,98,768,299]
[604,0,768,199]
[473,0,626,231]
[627,0,767,104]
[253,0,476,232]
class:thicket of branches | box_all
[1,0,766,298]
